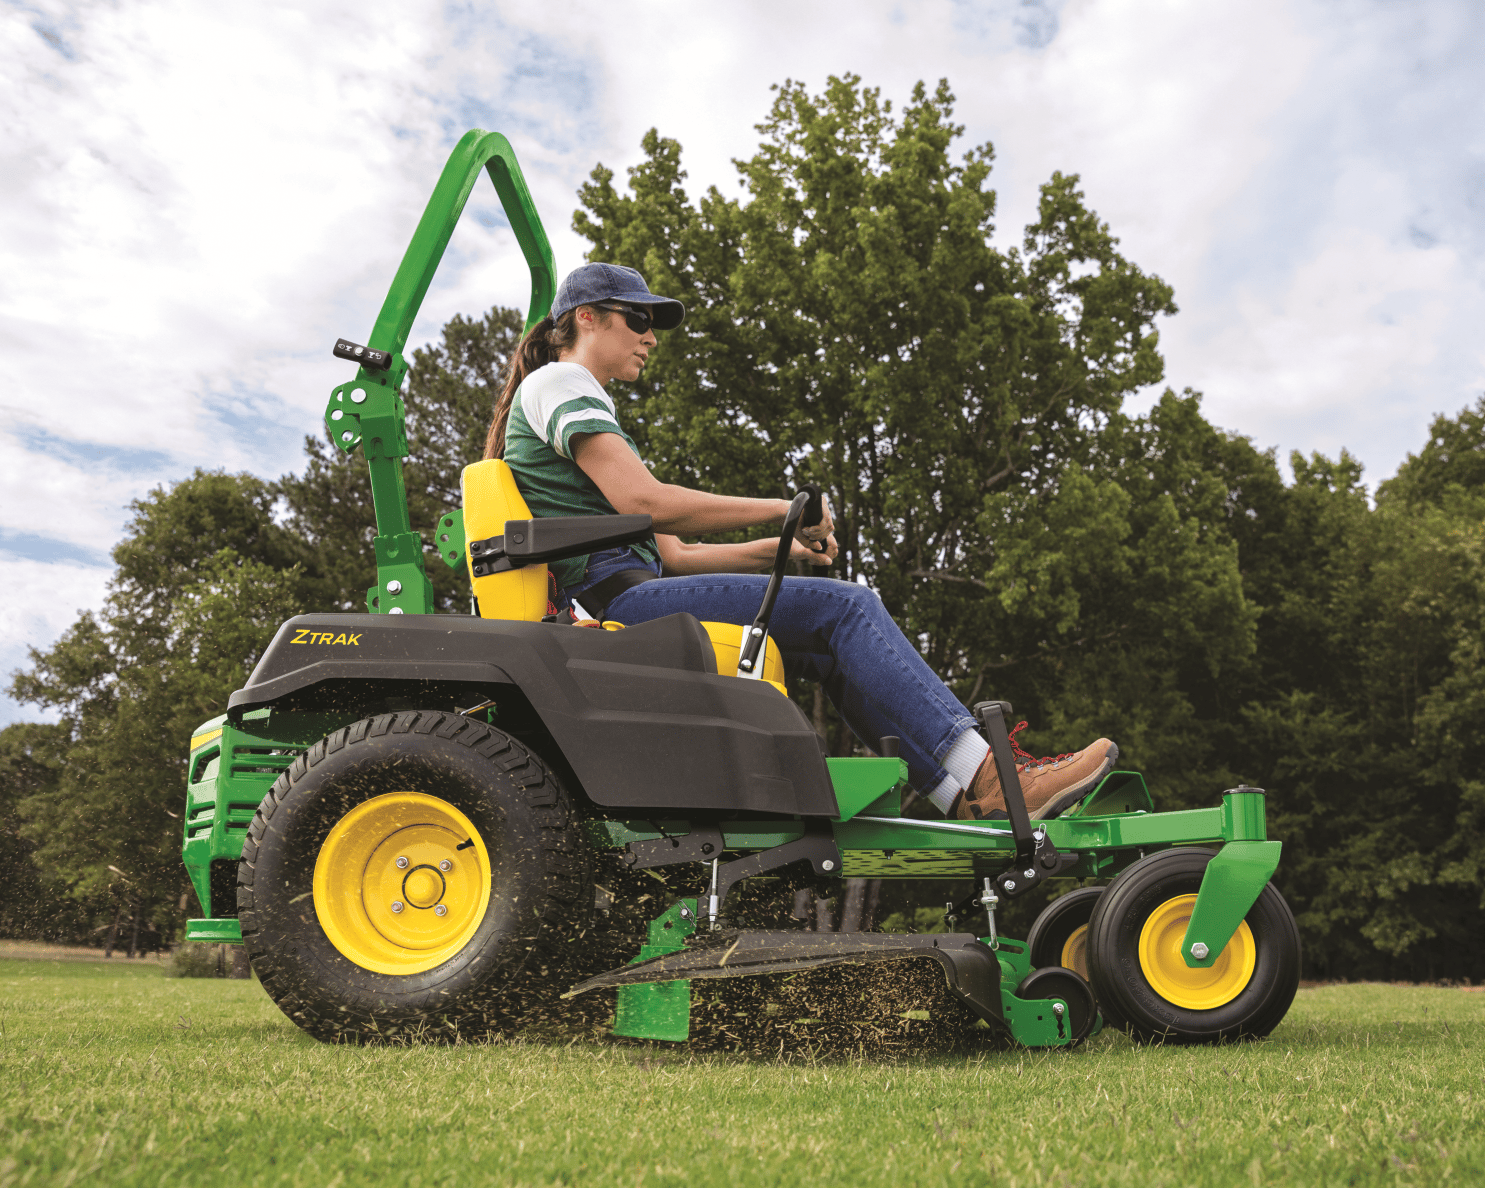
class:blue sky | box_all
[2,0,1482,725]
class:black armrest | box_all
[469,514,653,577]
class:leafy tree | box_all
[0,722,90,940]
[9,474,310,933]
[569,77,1261,785]
[1381,394,1485,505]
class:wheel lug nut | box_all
[390,901,404,914]
[434,904,448,917]
[439,859,452,872]
[395,856,409,869]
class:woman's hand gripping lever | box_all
[736,485,833,678]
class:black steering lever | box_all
[736,485,826,676]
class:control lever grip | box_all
[798,482,825,530]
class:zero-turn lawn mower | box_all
[180,130,1300,1049]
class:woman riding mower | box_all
[482,262,1118,822]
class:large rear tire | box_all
[237,711,591,1043]
[1085,848,1300,1044]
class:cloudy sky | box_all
[3,0,1482,725]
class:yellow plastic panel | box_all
[462,459,548,621]
[703,621,787,696]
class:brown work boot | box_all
[953,738,1118,821]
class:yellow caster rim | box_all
[1060,924,1090,981]
[313,792,492,975]
[1138,893,1256,1010]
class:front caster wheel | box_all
[1086,848,1300,1044]
[238,711,591,1043]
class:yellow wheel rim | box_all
[1060,924,1090,980]
[313,792,492,975]
[1138,893,1256,1010]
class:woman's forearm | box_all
[656,536,777,575]
[635,485,789,536]
[573,432,789,534]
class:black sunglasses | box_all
[595,302,654,335]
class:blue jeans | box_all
[578,563,978,794]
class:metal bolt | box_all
[434,904,448,917]
[751,627,763,636]
[351,389,367,404]
[1032,829,1045,843]
[1053,1002,1065,1015]
[821,859,835,871]
[389,607,405,614]
[679,905,694,920]
[395,856,409,869]
[438,859,452,872]
[1191,942,1210,960]
[387,579,403,595]
[1003,879,1017,892]
[1024,868,1037,879]
[390,901,404,913]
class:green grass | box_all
[1,957,1482,1187]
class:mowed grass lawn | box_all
[1,957,1482,1187]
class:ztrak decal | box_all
[290,629,363,646]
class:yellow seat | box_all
[461,458,788,693]
[461,459,549,621]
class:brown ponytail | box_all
[483,310,583,458]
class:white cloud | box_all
[0,557,112,726]
[2,0,1482,707]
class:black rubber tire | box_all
[1085,848,1300,1045]
[1016,965,1098,1045]
[237,711,591,1043]
[1027,887,1104,977]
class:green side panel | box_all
[434,508,467,569]
[1181,838,1282,967]
[612,900,697,1042]
[827,756,907,821]
[180,710,359,917]
[186,919,242,943]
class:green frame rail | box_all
[322,130,558,616]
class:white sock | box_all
[924,730,991,813]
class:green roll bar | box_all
[322,130,557,615]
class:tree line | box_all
[3,76,1482,979]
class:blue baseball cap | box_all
[551,263,686,330]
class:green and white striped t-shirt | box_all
[502,361,660,591]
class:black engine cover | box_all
[228,612,836,817]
